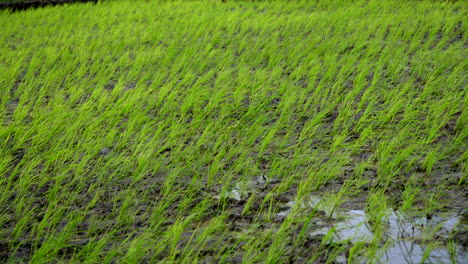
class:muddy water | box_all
[309,208,467,263]
[219,180,467,263]
[375,211,467,264]
[303,196,467,264]
[376,240,467,264]
[278,195,467,263]
[309,209,374,243]
[218,175,271,201]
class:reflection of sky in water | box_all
[219,176,271,201]
[221,180,467,264]
[309,210,374,243]
[378,210,467,264]
[376,240,468,264]
[384,210,461,241]
[303,196,467,263]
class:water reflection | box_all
[376,240,467,264]
[302,196,466,263]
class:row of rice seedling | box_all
[0,0,466,262]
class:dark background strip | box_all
[0,0,98,12]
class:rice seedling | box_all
[0,0,466,262]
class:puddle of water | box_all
[276,195,338,218]
[293,195,467,263]
[216,175,272,201]
[307,196,337,217]
[223,182,249,201]
[385,210,463,241]
[227,188,243,201]
[218,182,467,264]
[335,254,347,264]
[306,195,374,243]
[373,240,468,264]
[276,201,296,217]
[309,209,374,243]
[334,210,374,243]
[303,196,464,242]
[376,210,468,264]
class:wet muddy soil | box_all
[220,177,468,263]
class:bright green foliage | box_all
[0,0,466,262]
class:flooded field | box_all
[1,0,466,262]
[222,179,467,263]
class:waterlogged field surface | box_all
[0,0,467,263]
